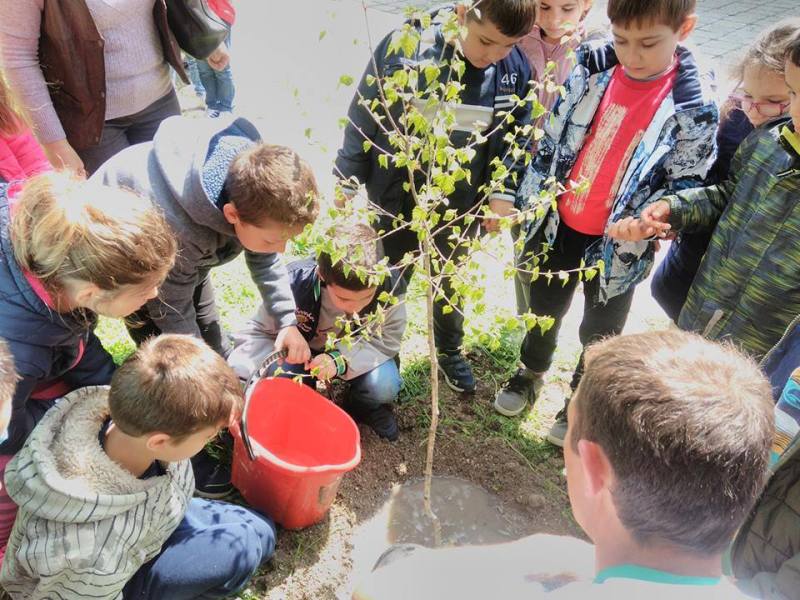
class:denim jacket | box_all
[515,39,718,302]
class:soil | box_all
[245,364,581,600]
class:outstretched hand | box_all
[607,200,672,241]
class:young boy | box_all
[609,33,800,360]
[93,114,319,364]
[335,1,536,394]
[353,330,772,599]
[495,0,718,444]
[229,222,407,441]
[0,334,275,599]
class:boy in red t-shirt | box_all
[493,0,719,445]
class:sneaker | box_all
[191,445,234,499]
[493,368,543,417]
[206,108,221,118]
[546,406,569,448]
[344,401,399,442]
[437,353,476,393]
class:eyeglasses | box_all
[731,93,790,118]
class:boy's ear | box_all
[577,439,613,497]
[677,14,698,42]
[145,432,173,452]
[455,3,466,25]
[222,202,240,225]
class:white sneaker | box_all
[206,108,221,118]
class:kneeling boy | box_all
[0,335,276,600]
[229,222,406,441]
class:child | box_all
[0,171,176,556]
[0,341,15,445]
[495,0,718,444]
[0,334,275,599]
[229,222,406,441]
[609,31,800,360]
[651,19,799,321]
[335,1,536,394]
[0,70,50,183]
[354,331,771,599]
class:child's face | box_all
[738,64,791,128]
[83,278,161,318]
[611,16,695,80]
[786,59,800,133]
[326,283,377,315]
[152,424,222,463]
[536,0,589,42]
[457,6,526,69]
[224,204,303,254]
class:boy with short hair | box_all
[94,115,319,364]
[0,335,275,600]
[495,0,718,441]
[354,330,772,599]
[335,1,536,394]
[229,222,407,441]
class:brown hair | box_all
[570,330,773,555]
[733,19,800,82]
[108,335,242,440]
[785,27,800,68]
[317,222,382,291]
[607,0,695,30]
[466,0,537,39]
[10,172,177,299]
[0,69,31,136]
[0,340,16,408]
[226,143,319,228]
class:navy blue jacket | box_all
[0,186,115,454]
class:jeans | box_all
[127,270,230,357]
[78,89,181,175]
[520,221,634,389]
[184,56,206,95]
[123,498,276,600]
[196,36,235,112]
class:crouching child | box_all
[229,222,406,441]
[0,335,276,600]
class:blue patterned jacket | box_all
[515,40,718,302]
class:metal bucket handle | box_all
[240,349,288,461]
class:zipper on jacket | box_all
[776,167,800,179]
[760,313,800,368]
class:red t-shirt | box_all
[559,61,678,235]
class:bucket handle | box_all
[240,349,288,461]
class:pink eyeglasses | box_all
[731,93,791,118]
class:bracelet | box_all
[327,350,347,377]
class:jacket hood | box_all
[5,386,185,524]
[152,114,262,236]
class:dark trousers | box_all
[650,231,712,323]
[521,221,634,390]
[127,270,229,357]
[380,215,477,354]
[79,89,181,175]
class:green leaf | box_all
[339,74,354,87]
[318,30,327,41]
[362,140,373,153]
[378,154,389,169]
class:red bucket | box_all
[231,376,361,530]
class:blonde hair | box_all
[10,172,177,296]
[0,69,31,136]
[732,18,800,82]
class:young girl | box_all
[0,172,177,557]
[650,19,799,321]
[0,70,50,183]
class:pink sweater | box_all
[0,0,172,144]
[0,130,51,182]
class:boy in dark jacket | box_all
[229,223,406,440]
[335,1,536,394]
[94,114,319,364]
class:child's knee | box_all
[356,363,401,405]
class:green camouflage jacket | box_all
[667,119,800,358]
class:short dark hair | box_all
[466,0,537,39]
[317,222,381,291]
[109,335,242,441]
[607,0,695,31]
[0,340,16,411]
[787,30,800,67]
[227,143,319,228]
[570,330,773,555]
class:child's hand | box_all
[42,139,86,178]
[484,197,516,233]
[275,326,311,364]
[207,43,230,71]
[608,201,672,241]
[641,200,672,233]
[306,354,337,381]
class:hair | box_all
[0,70,30,136]
[108,335,242,440]
[569,330,773,555]
[787,28,800,67]
[0,340,16,408]
[607,0,695,31]
[226,143,319,229]
[10,172,177,298]
[465,0,538,39]
[732,19,800,83]
[317,222,381,291]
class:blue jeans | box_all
[184,56,206,95]
[123,498,275,600]
[271,358,401,407]
[196,37,235,112]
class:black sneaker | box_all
[493,368,544,417]
[191,445,234,499]
[437,353,476,393]
[546,406,569,448]
[344,401,399,442]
